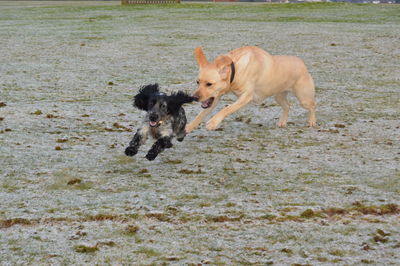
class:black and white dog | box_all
[125,84,197,161]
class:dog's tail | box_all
[167,91,198,115]
[133,83,160,111]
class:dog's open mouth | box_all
[149,121,160,127]
[201,97,214,109]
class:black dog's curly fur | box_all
[125,84,197,161]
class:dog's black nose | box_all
[149,113,158,122]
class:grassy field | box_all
[0,1,399,264]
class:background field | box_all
[1,1,399,264]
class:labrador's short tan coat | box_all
[186,46,316,132]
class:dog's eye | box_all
[196,80,199,85]
[206,83,212,87]
[149,99,156,107]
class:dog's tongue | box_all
[149,121,157,127]
[201,98,214,108]
[201,101,209,108]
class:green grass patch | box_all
[47,170,94,191]
[10,3,400,24]
[136,246,161,257]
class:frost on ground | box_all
[0,1,399,264]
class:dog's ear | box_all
[194,46,208,68]
[215,55,233,81]
[167,91,198,115]
[133,84,159,111]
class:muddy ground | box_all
[0,1,399,265]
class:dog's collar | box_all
[230,62,235,83]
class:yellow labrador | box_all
[186,46,316,132]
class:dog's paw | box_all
[145,152,157,161]
[176,132,186,142]
[277,121,287,128]
[308,120,317,127]
[125,146,138,157]
[165,141,173,148]
[206,118,221,131]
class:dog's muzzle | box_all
[149,114,160,127]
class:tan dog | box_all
[186,46,316,133]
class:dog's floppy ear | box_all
[215,55,233,81]
[194,46,208,68]
[167,91,198,115]
[133,84,159,111]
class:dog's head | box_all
[134,84,197,127]
[193,47,234,109]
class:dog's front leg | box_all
[206,93,253,130]
[125,127,148,156]
[185,97,220,133]
[145,136,172,161]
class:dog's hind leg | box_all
[125,127,149,156]
[274,91,290,128]
[146,136,172,161]
[173,108,187,142]
[293,74,317,127]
